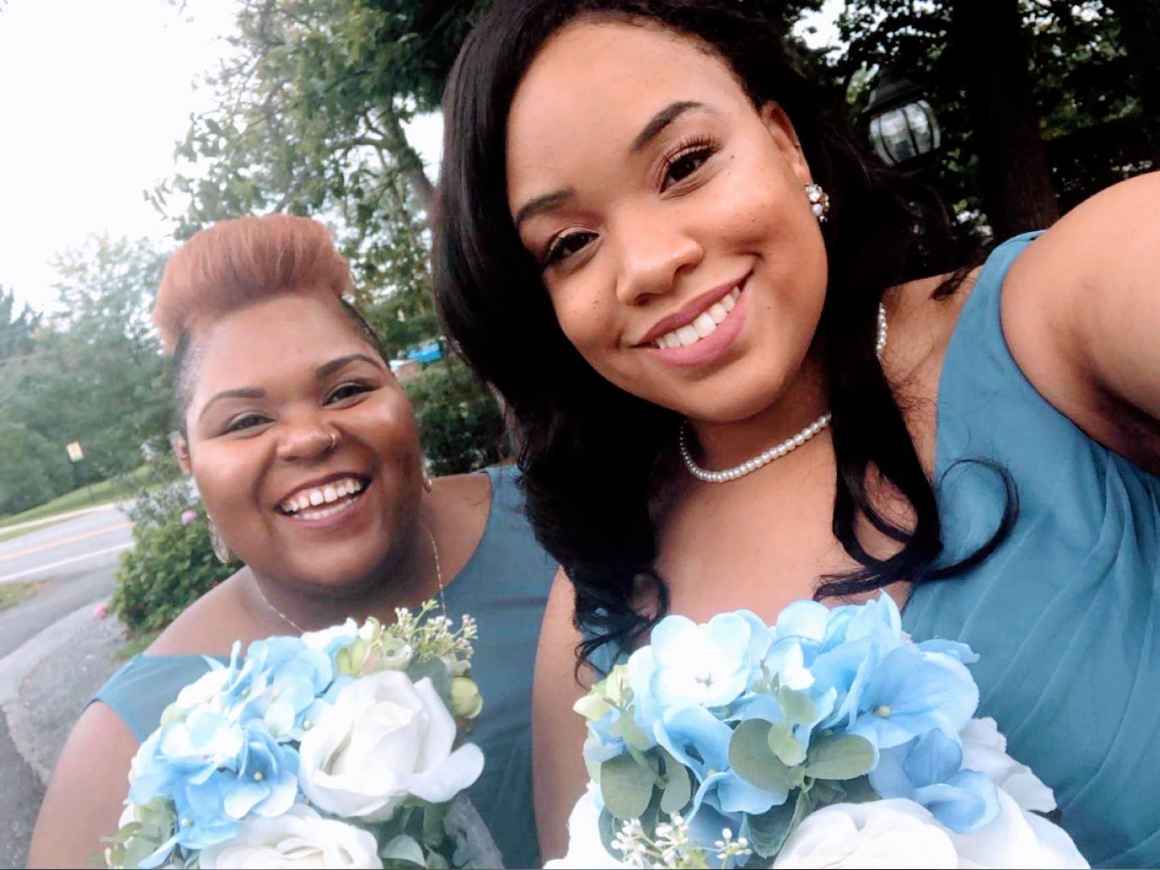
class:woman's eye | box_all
[663,145,714,190]
[225,414,268,433]
[326,382,374,404]
[544,230,597,267]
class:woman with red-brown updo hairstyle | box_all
[30,214,554,868]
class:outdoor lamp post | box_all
[865,70,941,166]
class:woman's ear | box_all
[760,102,812,187]
[170,431,192,475]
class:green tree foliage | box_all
[826,0,1156,235]
[0,423,72,515]
[405,358,506,476]
[0,286,40,362]
[0,237,171,512]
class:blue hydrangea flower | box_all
[629,611,770,725]
[656,705,788,817]
[216,636,335,740]
[846,644,979,750]
[870,727,999,832]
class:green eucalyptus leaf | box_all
[805,734,877,781]
[839,774,882,804]
[767,721,807,766]
[777,688,818,725]
[613,712,653,752]
[660,758,692,814]
[380,833,426,867]
[601,753,657,820]
[742,795,797,858]
[406,657,452,701]
[729,719,799,793]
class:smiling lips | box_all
[278,476,367,520]
[653,286,740,349]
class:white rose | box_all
[198,804,382,869]
[959,718,1056,813]
[298,670,484,821]
[302,618,360,652]
[773,799,960,868]
[773,794,1088,869]
[544,785,629,869]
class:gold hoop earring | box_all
[207,516,233,564]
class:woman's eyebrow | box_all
[198,387,265,422]
[630,100,707,152]
[514,188,574,230]
[315,353,385,379]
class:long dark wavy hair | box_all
[433,0,1015,669]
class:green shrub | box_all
[112,477,234,636]
[405,359,507,476]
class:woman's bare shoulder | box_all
[146,570,254,657]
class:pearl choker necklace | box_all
[680,303,888,484]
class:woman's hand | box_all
[1003,171,1160,473]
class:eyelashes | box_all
[539,134,721,270]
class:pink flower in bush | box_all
[180,509,198,527]
[93,602,109,620]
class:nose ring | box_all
[327,430,338,451]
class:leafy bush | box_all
[405,359,507,477]
[112,470,234,636]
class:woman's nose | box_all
[275,420,338,462]
[614,216,704,306]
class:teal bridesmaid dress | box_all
[903,232,1160,866]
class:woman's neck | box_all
[246,513,442,634]
[687,349,830,472]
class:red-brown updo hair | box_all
[154,214,352,353]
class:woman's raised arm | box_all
[1003,170,1160,473]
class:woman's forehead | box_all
[189,293,374,394]
[505,21,749,196]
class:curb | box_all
[0,603,100,707]
[0,502,127,536]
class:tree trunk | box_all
[950,0,1059,238]
[1099,0,1160,162]
[381,111,437,219]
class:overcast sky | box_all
[0,0,840,317]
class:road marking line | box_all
[0,521,134,562]
[0,542,132,585]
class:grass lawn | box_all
[116,628,161,662]
[0,467,152,531]
[0,581,43,612]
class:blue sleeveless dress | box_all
[902,232,1160,866]
[94,465,555,869]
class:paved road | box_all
[0,504,136,866]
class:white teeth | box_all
[653,286,743,351]
[281,478,365,514]
[693,312,716,337]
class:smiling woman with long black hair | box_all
[433,1,1160,864]
[28,214,554,868]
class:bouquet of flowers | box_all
[551,595,1088,869]
[105,602,498,869]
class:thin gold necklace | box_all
[253,523,445,634]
